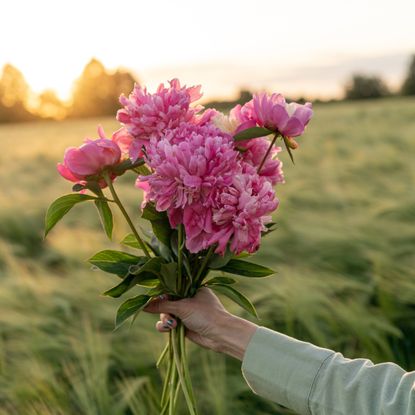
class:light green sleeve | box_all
[241,327,415,415]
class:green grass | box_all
[0,97,415,414]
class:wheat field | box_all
[0,97,415,414]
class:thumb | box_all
[144,296,183,316]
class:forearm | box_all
[213,314,258,360]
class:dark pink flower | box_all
[117,79,204,160]
[139,123,238,213]
[239,138,284,185]
[208,173,278,254]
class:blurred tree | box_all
[70,58,137,118]
[205,89,252,112]
[344,74,390,100]
[35,89,68,120]
[0,64,35,123]
[401,54,415,96]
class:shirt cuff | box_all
[241,326,334,415]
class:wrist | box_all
[214,313,258,360]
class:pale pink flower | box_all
[213,105,256,135]
[249,93,313,137]
[111,127,136,158]
[57,127,122,188]
[117,79,204,160]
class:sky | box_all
[1,0,414,100]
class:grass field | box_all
[1,97,415,414]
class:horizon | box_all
[1,0,415,101]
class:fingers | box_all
[143,295,183,316]
[155,313,177,332]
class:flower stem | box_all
[194,245,215,287]
[103,171,151,257]
[257,132,279,174]
[179,322,197,408]
[172,323,198,415]
[177,224,184,294]
[157,341,170,369]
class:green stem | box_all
[194,245,215,287]
[168,360,177,415]
[103,171,151,257]
[179,322,197,408]
[161,362,172,414]
[177,224,184,294]
[160,336,172,406]
[172,325,198,415]
[157,341,170,369]
[257,132,279,173]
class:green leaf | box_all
[262,222,278,238]
[115,294,150,329]
[121,233,140,249]
[134,164,152,176]
[104,274,136,298]
[129,256,164,276]
[141,203,172,246]
[103,271,159,298]
[151,221,172,247]
[234,127,274,141]
[94,199,113,239]
[146,284,165,297]
[209,284,258,318]
[217,259,275,278]
[88,250,147,276]
[209,247,233,269]
[44,193,96,237]
[205,276,236,285]
[159,262,178,293]
[149,236,173,261]
[141,203,164,221]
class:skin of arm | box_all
[143,287,258,360]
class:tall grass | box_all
[0,97,415,414]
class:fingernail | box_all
[166,319,174,327]
[158,294,167,300]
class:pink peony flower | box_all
[117,79,205,160]
[208,173,278,254]
[213,105,255,135]
[57,127,122,188]
[111,126,135,158]
[139,123,239,213]
[239,138,284,185]
[182,203,215,252]
[136,120,281,255]
[249,93,313,137]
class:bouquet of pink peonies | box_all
[45,79,313,414]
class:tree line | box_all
[0,58,136,123]
[1,55,415,123]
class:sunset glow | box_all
[2,0,415,100]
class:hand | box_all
[144,287,258,360]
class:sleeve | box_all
[241,326,415,415]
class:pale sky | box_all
[1,0,414,100]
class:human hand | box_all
[143,287,258,360]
